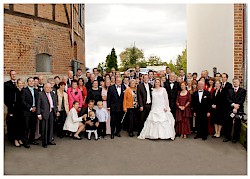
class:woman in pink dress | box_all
[101,79,111,134]
[175,81,192,138]
[67,80,83,111]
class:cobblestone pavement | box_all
[4,132,247,175]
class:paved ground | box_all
[4,132,247,175]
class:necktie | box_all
[199,90,203,92]
[234,88,237,94]
[222,83,225,88]
[46,93,52,112]
[13,81,16,86]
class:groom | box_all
[137,74,152,136]
[107,77,126,139]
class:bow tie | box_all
[117,85,121,88]
[198,90,203,92]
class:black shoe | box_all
[42,144,48,148]
[73,137,82,140]
[88,138,91,140]
[23,144,30,148]
[31,141,39,145]
[111,134,114,139]
[95,139,98,140]
[48,142,56,145]
[194,135,200,139]
[223,138,230,142]
[202,137,207,141]
[212,135,217,138]
[232,140,238,143]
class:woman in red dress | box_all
[175,82,192,138]
[78,78,88,109]
[204,77,215,134]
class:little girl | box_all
[85,111,99,140]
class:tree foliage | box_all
[106,48,118,72]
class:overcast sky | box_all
[85,4,186,68]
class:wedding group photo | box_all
[2,1,248,176]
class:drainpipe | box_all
[71,4,74,47]
[243,4,247,90]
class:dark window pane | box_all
[36,53,51,72]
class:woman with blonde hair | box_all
[123,79,138,137]
[101,79,111,135]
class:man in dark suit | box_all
[192,81,211,140]
[37,75,44,92]
[164,72,180,118]
[93,68,102,86]
[107,77,126,139]
[165,66,171,80]
[223,78,246,143]
[134,65,142,79]
[37,83,59,148]
[4,70,17,142]
[67,70,74,87]
[21,77,39,148]
[85,73,95,90]
[137,74,152,136]
[220,73,233,135]
[179,69,187,82]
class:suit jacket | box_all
[134,72,142,78]
[164,81,180,110]
[4,80,17,114]
[137,83,152,108]
[221,82,233,111]
[107,84,126,112]
[21,87,39,116]
[227,87,246,114]
[79,107,96,117]
[36,91,58,120]
[57,89,69,114]
[192,90,211,116]
[67,87,83,109]
[67,78,73,88]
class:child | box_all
[96,101,108,139]
[85,111,99,140]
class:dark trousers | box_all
[110,111,123,135]
[6,114,15,142]
[98,122,106,137]
[138,104,151,135]
[196,114,208,138]
[57,110,66,137]
[127,108,137,133]
[224,116,241,141]
[41,110,54,145]
[23,112,37,144]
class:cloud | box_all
[85,4,186,68]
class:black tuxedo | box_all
[192,90,211,139]
[37,83,44,92]
[79,108,96,121]
[224,87,246,141]
[164,81,180,117]
[37,91,58,145]
[137,83,153,134]
[21,87,39,144]
[4,80,17,142]
[85,79,93,90]
[67,78,73,88]
[107,84,126,136]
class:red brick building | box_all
[4,4,85,80]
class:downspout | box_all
[243,4,247,90]
[71,4,74,48]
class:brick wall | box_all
[4,4,85,79]
[234,4,245,85]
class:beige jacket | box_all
[57,89,69,114]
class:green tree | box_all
[175,47,187,75]
[106,48,118,72]
[119,45,144,71]
[146,55,163,66]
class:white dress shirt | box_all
[144,83,151,104]
[198,90,203,103]
[116,84,121,96]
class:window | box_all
[78,4,84,26]
[36,53,51,72]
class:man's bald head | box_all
[44,83,52,93]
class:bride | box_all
[138,78,175,140]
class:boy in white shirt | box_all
[96,101,108,139]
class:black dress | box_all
[13,88,24,140]
[211,90,223,125]
[86,88,102,105]
[85,117,98,131]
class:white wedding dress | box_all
[138,87,176,140]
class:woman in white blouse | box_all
[63,101,85,140]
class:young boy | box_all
[85,111,99,140]
[96,101,108,139]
